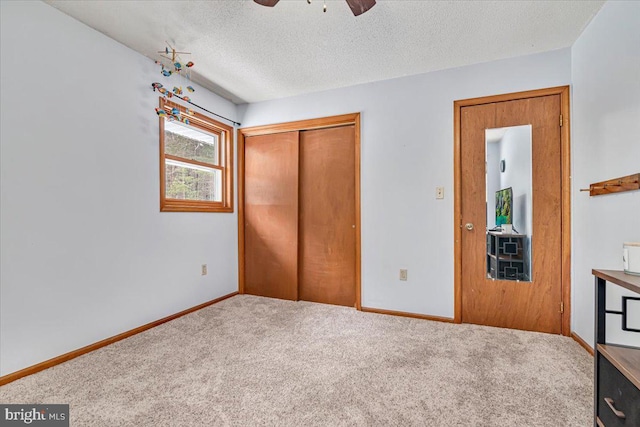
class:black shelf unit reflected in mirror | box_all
[486,231,529,281]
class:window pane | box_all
[164,120,219,165]
[165,160,222,202]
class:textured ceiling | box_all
[45,0,604,104]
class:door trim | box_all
[453,86,571,335]
[237,113,362,309]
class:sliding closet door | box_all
[244,132,299,300]
[299,126,356,307]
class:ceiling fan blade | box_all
[254,0,280,6]
[345,0,376,16]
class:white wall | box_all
[239,48,572,317]
[486,141,501,229]
[499,126,533,237]
[486,127,533,234]
[0,1,239,376]
[571,0,640,348]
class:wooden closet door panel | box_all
[244,132,299,300]
[299,126,356,307]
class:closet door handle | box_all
[604,397,626,419]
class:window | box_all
[159,98,233,212]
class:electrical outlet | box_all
[436,187,444,199]
[201,264,207,276]
[399,269,408,281]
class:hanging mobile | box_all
[150,42,240,126]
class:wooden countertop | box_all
[592,269,640,294]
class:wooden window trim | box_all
[164,154,224,171]
[159,98,234,213]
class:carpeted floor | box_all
[0,295,593,426]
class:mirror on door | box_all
[485,125,533,282]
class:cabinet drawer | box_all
[597,354,640,427]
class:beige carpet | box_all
[0,295,593,426]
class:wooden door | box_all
[298,126,356,307]
[244,131,299,300]
[460,95,563,334]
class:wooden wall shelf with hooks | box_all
[580,173,639,196]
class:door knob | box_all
[465,223,474,230]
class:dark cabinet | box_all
[597,354,640,427]
[593,270,640,427]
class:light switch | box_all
[436,187,444,199]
